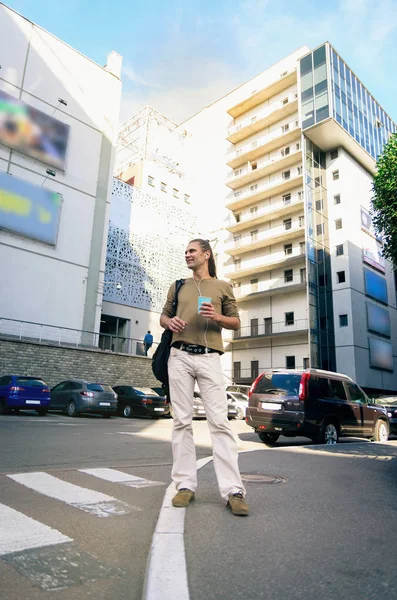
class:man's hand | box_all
[199,302,220,323]
[167,316,187,333]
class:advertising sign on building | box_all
[0,171,62,245]
[361,207,385,273]
[0,90,70,170]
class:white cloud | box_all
[122,65,161,88]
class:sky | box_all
[5,0,397,125]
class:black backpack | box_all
[152,279,185,385]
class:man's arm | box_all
[198,303,240,331]
[160,314,187,333]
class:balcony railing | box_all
[227,99,298,141]
[233,318,308,340]
[226,172,303,209]
[234,273,306,301]
[226,195,304,231]
[225,251,306,280]
[0,317,158,358]
[227,221,304,253]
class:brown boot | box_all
[172,488,195,508]
[227,492,249,516]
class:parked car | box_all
[226,384,251,396]
[169,392,238,420]
[246,368,389,445]
[0,375,50,416]
[50,379,118,417]
[227,391,249,420]
[374,396,397,435]
[113,386,170,418]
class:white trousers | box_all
[168,347,246,501]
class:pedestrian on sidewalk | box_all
[160,238,248,516]
[143,330,153,356]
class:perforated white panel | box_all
[104,179,196,310]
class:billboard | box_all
[364,268,388,305]
[369,337,393,371]
[366,302,391,338]
[0,90,70,170]
[0,171,62,245]
[360,207,385,273]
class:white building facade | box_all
[0,3,122,344]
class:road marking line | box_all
[79,468,164,488]
[0,503,72,555]
[7,472,133,517]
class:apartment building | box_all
[182,43,397,394]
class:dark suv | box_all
[246,369,389,445]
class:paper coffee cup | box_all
[198,296,212,314]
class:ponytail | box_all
[189,238,217,278]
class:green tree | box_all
[372,132,397,264]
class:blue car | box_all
[0,375,51,416]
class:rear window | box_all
[255,373,301,396]
[87,383,113,392]
[309,377,331,399]
[16,378,47,387]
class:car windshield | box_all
[16,378,47,387]
[376,397,397,405]
[255,373,301,396]
[135,388,158,395]
[87,383,113,392]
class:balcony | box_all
[226,222,305,257]
[227,99,298,147]
[225,251,306,281]
[226,196,304,233]
[227,125,301,170]
[227,147,301,189]
[235,275,307,303]
[227,70,297,119]
[225,173,303,211]
[232,318,309,343]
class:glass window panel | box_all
[315,90,328,109]
[314,63,327,85]
[301,87,314,101]
[315,79,328,94]
[302,98,314,119]
[300,54,313,74]
[301,70,313,92]
[313,45,326,67]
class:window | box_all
[319,274,327,287]
[329,379,347,400]
[284,269,293,283]
[251,361,259,380]
[297,166,302,175]
[233,362,241,381]
[337,270,346,283]
[250,183,258,191]
[283,193,291,205]
[315,176,321,188]
[282,97,289,105]
[298,191,303,200]
[345,382,366,404]
[335,218,342,230]
[250,230,258,242]
[316,199,323,211]
[148,175,155,186]
[281,146,290,156]
[235,213,241,223]
[284,218,292,230]
[317,223,324,235]
[299,216,304,227]
[234,259,241,271]
[309,376,330,399]
[234,235,241,245]
[300,268,306,283]
[286,356,296,369]
[334,194,341,205]
[332,170,340,181]
[283,170,291,180]
[320,316,327,329]
[173,188,179,198]
[250,206,258,215]
[161,182,167,192]
[296,142,301,151]
[250,278,258,292]
[284,243,292,256]
[264,317,272,334]
[251,318,259,336]
[285,311,294,325]
[330,149,339,160]
[234,168,242,177]
[317,248,324,262]
[300,241,305,254]
[184,194,190,203]
[336,244,344,256]
[339,314,348,327]
[251,161,257,171]
[303,357,309,369]
[282,123,290,133]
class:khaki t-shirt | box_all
[161,278,240,353]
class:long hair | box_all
[189,238,217,278]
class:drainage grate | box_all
[241,473,287,484]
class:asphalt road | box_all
[1,412,396,600]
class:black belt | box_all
[172,342,221,355]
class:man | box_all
[143,331,153,356]
[160,238,248,516]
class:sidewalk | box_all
[145,440,397,600]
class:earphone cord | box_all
[194,277,209,350]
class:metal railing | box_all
[226,172,303,207]
[227,96,298,139]
[234,318,308,339]
[0,317,157,358]
[226,194,304,227]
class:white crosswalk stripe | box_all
[7,472,134,517]
[0,503,72,555]
[79,467,165,488]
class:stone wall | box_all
[0,337,159,388]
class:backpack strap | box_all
[172,278,185,317]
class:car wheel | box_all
[0,399,11,415]
[317,421,339,445]
[123,405,132,418]
[37,409,48,416]
[236,407,245,420]
[258,432,279,445]
[373,419,389,442]
[67,401,77,417]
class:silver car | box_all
[50,379,118,418]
